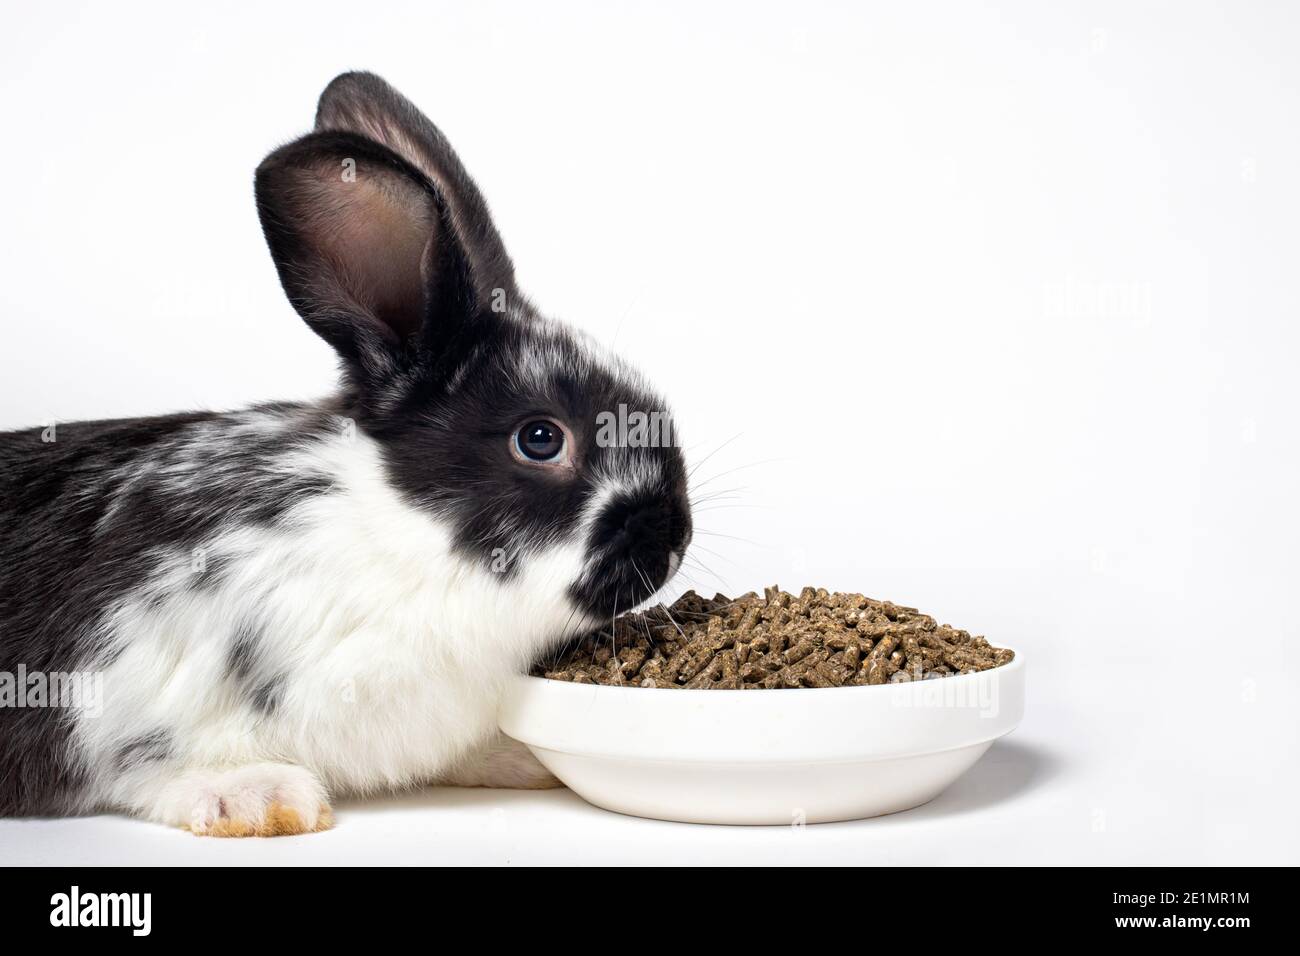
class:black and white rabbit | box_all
[0,72,691,835]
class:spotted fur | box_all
[0,73,691,827]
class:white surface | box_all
[0,731,1282,865]
[2,1,1299,863]
[499,664,1023,824]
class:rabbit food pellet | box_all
[536,586,1014,689]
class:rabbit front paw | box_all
[155,763,332,837]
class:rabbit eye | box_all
[514,420,566,463]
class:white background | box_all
[1,0,1297,864]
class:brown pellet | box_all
[534,587,1013,689]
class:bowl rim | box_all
[501,647,1025,764]
[518,644,1023,696]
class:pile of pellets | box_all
[536,586,1014,689]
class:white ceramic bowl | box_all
[499,650,1024,825]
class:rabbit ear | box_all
[255,130,482,390]
[314,71,517,305]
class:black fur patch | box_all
[225,620,284,716]
[249,675,285,716]
[189,549,233,592]
[115,730,173,771]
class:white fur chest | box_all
[76,428,590,803]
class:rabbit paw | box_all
[156,763,332,837]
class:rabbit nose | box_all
[571,489,693,617]
[610,502,665,552]
[596,493,691,563]
[619,504,659,539]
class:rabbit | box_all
[0,72,692,836]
